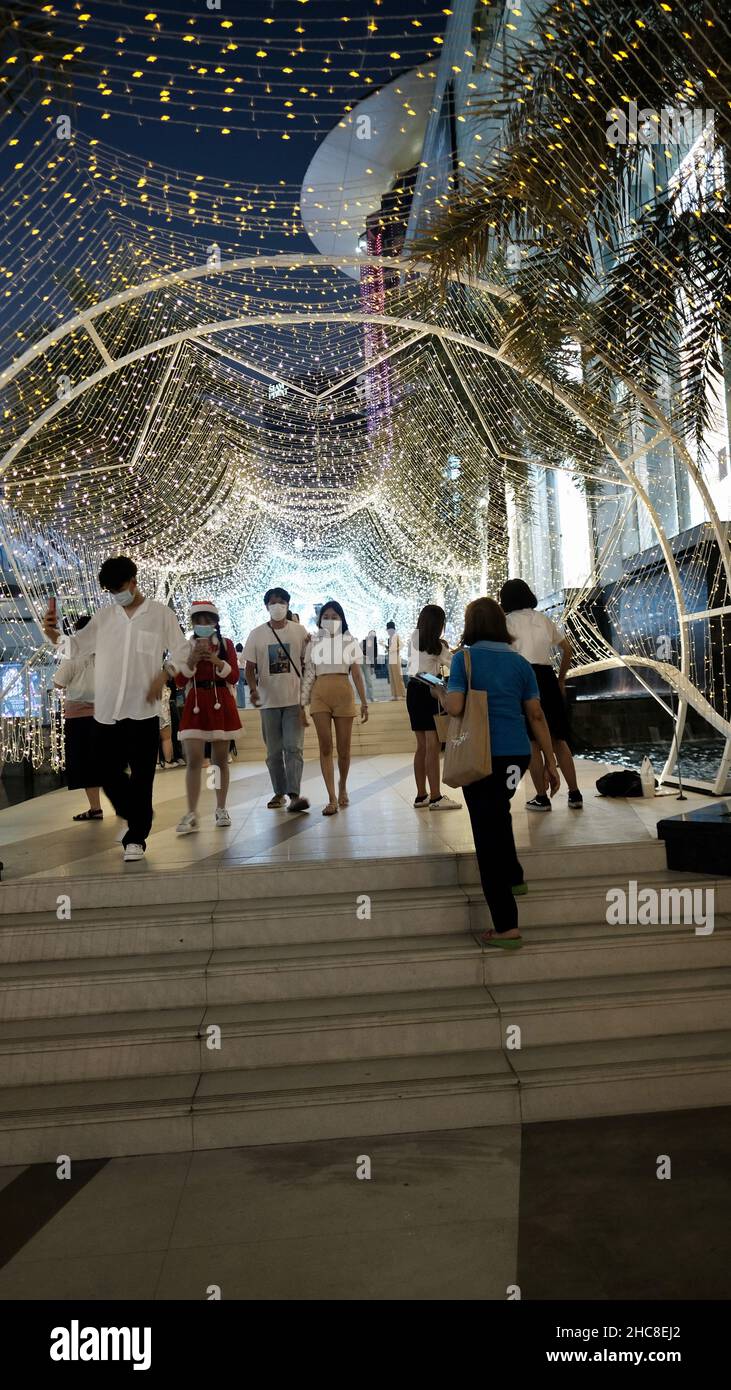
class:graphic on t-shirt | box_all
[268,641,291,675]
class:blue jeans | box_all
[236,674,247,707]
[362,664,375,701]
[260,705,304,796]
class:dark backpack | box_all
[595,769,644,797]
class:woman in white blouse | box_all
[406,605,460,810]
[53,615,101,821]
[301,601,368,815]
[499,578,583,811]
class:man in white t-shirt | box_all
[243,586,310,812]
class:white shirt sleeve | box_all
[163,608,194,673]
[242,631,258,665]
[549,618,565,646]
[61,611,101,660]
[301,642,316,706]
[53,657,77,688]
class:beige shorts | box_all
[310,673,357,718]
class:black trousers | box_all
[94,717,160,848]
[463,754,530,934]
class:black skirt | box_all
[64,715,98,790]
[530,664,570,741]
[406,675,441,732]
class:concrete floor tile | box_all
[168,1126,521,1250]
[0,1250,166,1300]
[155,1218,516,1300]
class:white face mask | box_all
[112,587,135,607]
[321,617,341,634]
[268,603,287,621]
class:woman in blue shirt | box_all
[442,598,559,947]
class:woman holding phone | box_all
[175,600,241,834]
[406,605,460,811]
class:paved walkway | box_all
[0,1108,728,1299]
[0,753,713,885]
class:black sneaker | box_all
[568,790,584,809]
[526,795,551,812]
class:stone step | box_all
[487,966,731,1046]
[476,917,731,982]
[0,987,503,1087]
[4,921,729,1023]
[1,1032,730,1164]
[3,965,730,1089]
[0,840,676,920]
[0,859,719,964]
[467,871,730,928]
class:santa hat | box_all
[190,599,219,621]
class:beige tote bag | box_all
[441,648,492,787]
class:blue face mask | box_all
[193,624,215,638]
[112,587,135,606]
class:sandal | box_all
[322,801,339,816]
[479,929,523,950]
[338,790,350,807]
[73,810,103,821]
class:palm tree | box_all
[412,0,730,457]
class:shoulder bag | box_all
[440,648,492,787]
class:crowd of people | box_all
[43,555,582,949]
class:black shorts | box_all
[64,715,97,790]
[406,675,440,732]
[530,664,570,741]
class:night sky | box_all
[7,0,448,254]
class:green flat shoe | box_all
[479,931,523,949]
[512,882,528,896]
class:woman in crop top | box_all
[301,600,368,815]
[405,604,460,811]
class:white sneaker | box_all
[176,811,199,836]
[429,795,462,811]
[123,842,145,862]
[215,807,231,828]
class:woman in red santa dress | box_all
[175,600,242,834]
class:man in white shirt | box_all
[43,555,190,861]
[243,586,310,813]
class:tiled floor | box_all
[0,750,715,884]
[0,1111,728,1299]
[0,751,726,1299]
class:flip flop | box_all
[322,802,338,816]
[479,930,523,950]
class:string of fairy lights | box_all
[1,0,453,138]
[0,0,728,774]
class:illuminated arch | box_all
[2,254,729,788]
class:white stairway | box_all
[234,692,414,759]
[0,839,730,1163]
